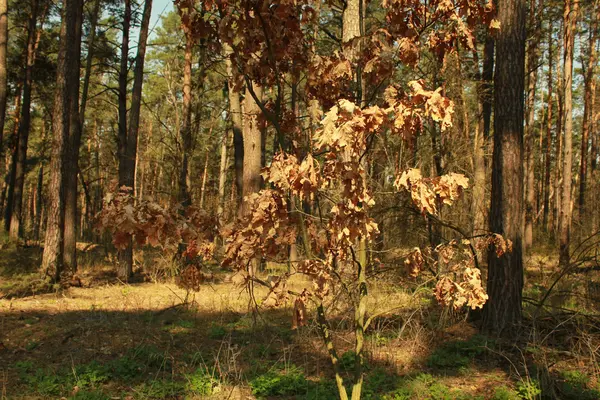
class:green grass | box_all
[426,335,491,371]
[557,370,600,400]
[12,344,221,398]
[250,365,309,398]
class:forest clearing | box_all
[1,0,600,398]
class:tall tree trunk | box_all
[41,0,83,281]
[116,0,131,277]
[552,24,564,236]
[118,0,152,280]
[524,0,541,252]
[178,27,193,207]
[241,85,263,215]
[3,85,22,230]
[343,1,368,398]
[543,26,553,230]
[33,165,42,241]
[9,0,39,240]
[482,0,526,335]
[0,0,8,154]
[472,36,495,236]
[64,0,100,255]
[559,0,578,267]
[224,44,244,213]
[117,0,130,188]
[217,126,228,219]
[63,0,84,274]
[78,0,100,126]
[578,1,598,218]
[199,148,209,209]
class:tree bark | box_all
[0,0,8,154]
[482,0,526,335]
[543,26,553,231]
[41,0,83,281]
[178,26,193,207]
[3,85,22,231]
[559,0,578,267]
[217,126,228,219]
[524,0,541,252]
[118,0,152,280]
[224,44,244,213]
[552,23,564,236]
[578,1,598,217]
[117,0,130,188]
[9,0,39,240]
[472,36,495,236]
[241,84,263,215]
[33,165,42,241]
[63,0,84,273]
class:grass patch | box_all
[557,370,600,399]
[426,335,491,371]
[383,373,480,400]
[250,365,309,398]
[185,367,220,396]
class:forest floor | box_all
[1,244,600,399]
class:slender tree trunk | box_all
[178,27,193,207]
[524,0,541,252]
[118,0,152,280]
[543,27,553,230]
[117,0,130,188]
[0,0,8,154]
[482,0,526,335]
[63,0,84,273]
[578,1,598,217]
[217,126,228,218]
[224,44,244,213]
[241,85,263,215]
[199,148,209,209]
[559,0,578,267]
[79,0,100,125]
[552,24,564,236]
[9,0,39,240]
[591,75,598,172]
[472,37,495,236]
[41,0,82,281]
[3,85,21,230]
[33,165,42,241]
[116,0,131,276]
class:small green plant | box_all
[558,370,600,400]
[339,350,359,371]
[130,344,171,370]
[185,368,219,396]
[383,373,475,400]
[14,360,34,376]
[68,389,110,400]
[107,356,144,380]
[368,331,392,347]
[361,368,400,399]
[516,379,541,400]
[250,365,308,398]
[305,379,338,400]
[25,340,40,351]
[71,361,110,389]
[492,386,520,400]
[208,324,227,340]
[426,335,490,371]
[24,368,64,397]
[132,380,185,399]
[175,319,195,329]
